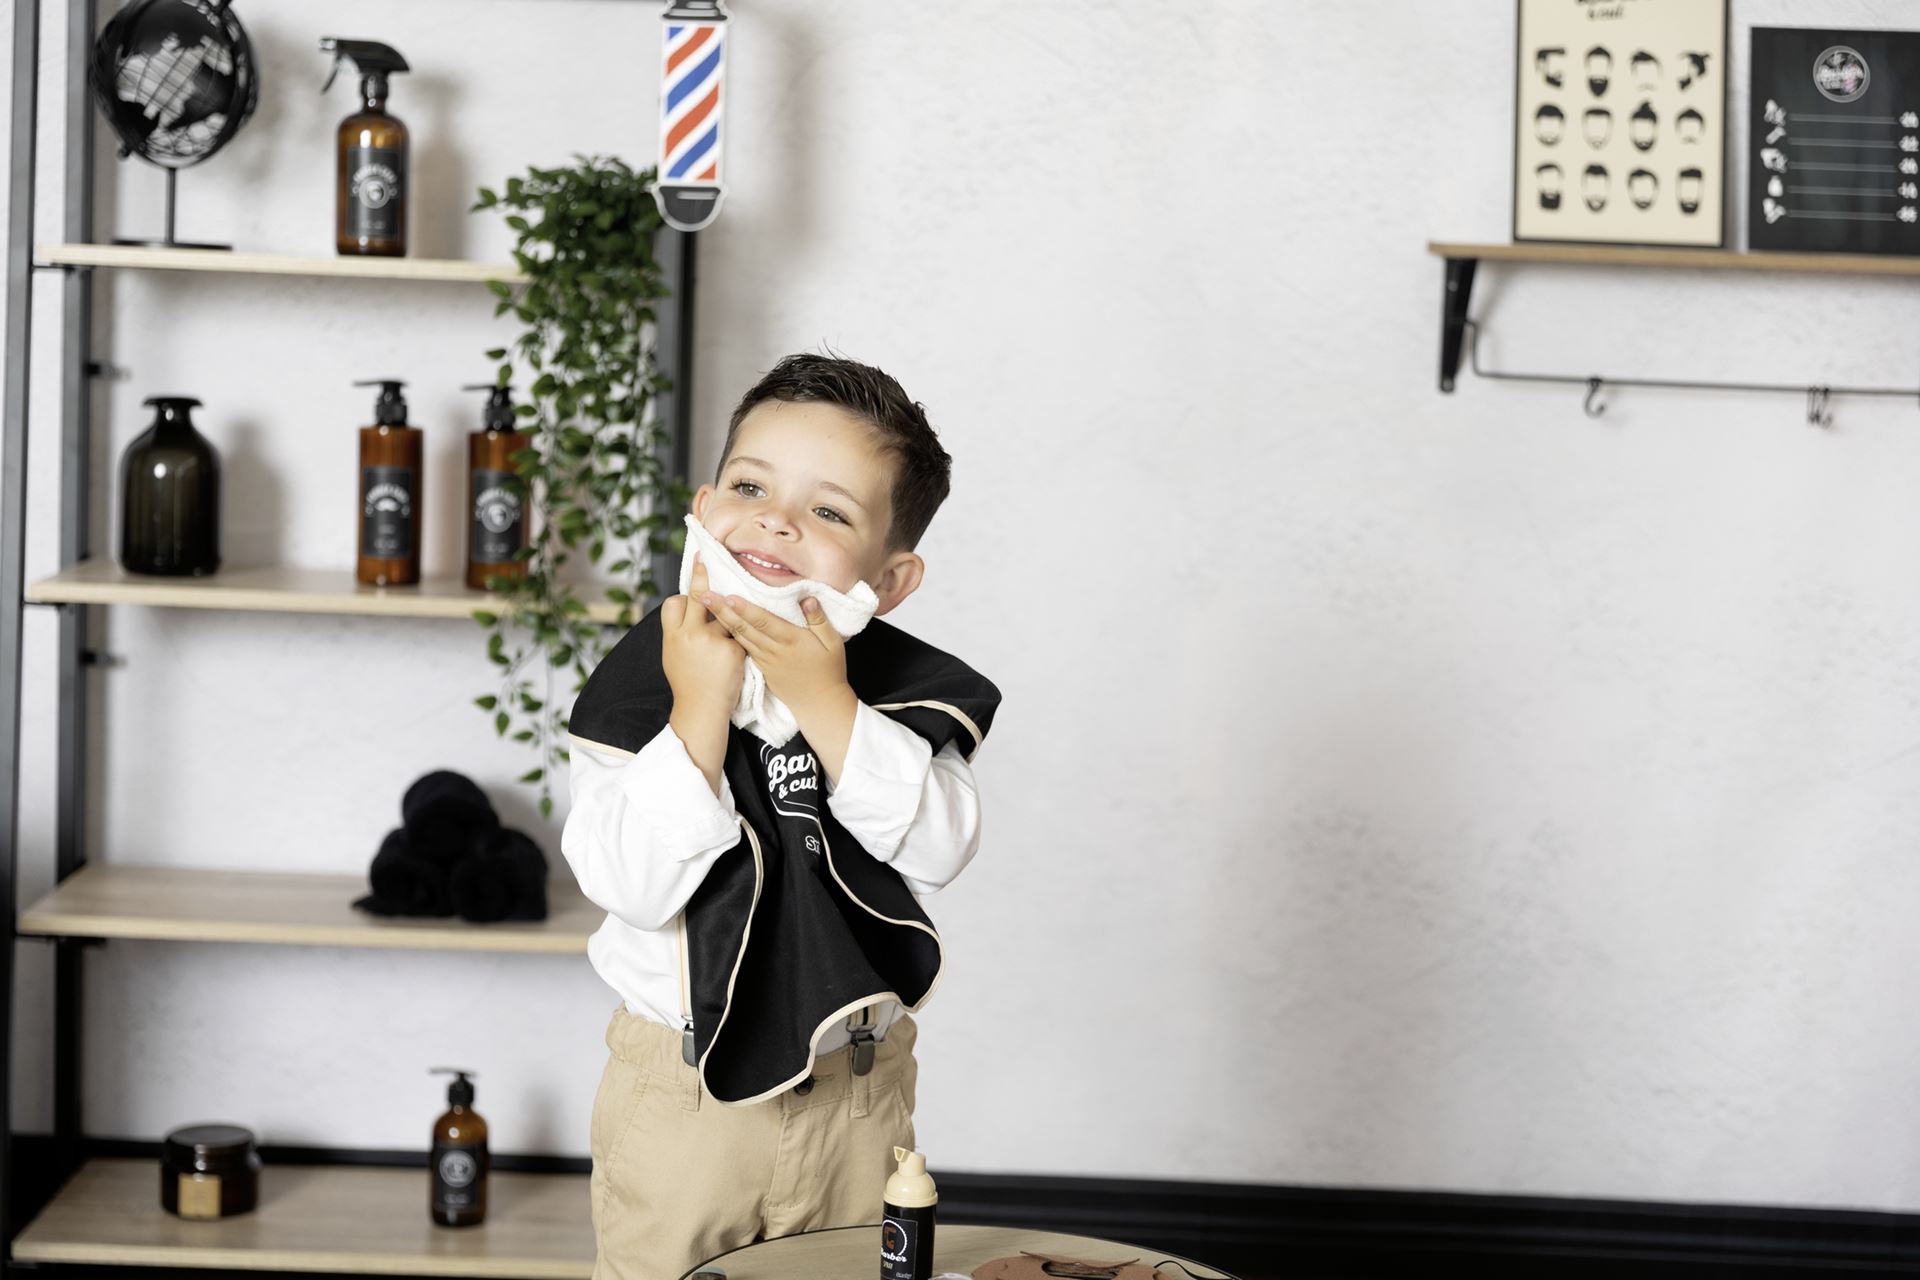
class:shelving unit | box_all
[18,864,599,954]
[36,243,528,283]
[13,1159,592,1277]
[25,561,626,625]
[1428,241,1920,407]
[1,2,700,1275]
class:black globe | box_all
[92,0,258,169]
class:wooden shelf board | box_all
[1427,240,1920,276]
[24,561,626,625]
[37,243,525,283]
[13,1157,591,1277]
[18,864,597,955]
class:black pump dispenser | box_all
[355,379,408,426]
[462,383,516,430]
[433,1068,476,1107]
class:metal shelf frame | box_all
[0,2,697,1272]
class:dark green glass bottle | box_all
[120,396,221,576]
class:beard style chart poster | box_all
[1514,0,1728,246]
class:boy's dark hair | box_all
[717,352,952,553]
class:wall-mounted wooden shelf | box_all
[12,1158,592,1277]
[36,242,526,284]
[25,561,627,625]
[1428,240,1920,276]
[18,864,598,955]
[1427,241,1920,396]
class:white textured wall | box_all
[8,0,1920,1211]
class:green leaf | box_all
[487,278,513,299]
[520,767,545,784]
[472,610,498,627]
[474,694,498,710]
[539,795,554,820]
[494,710,510,736]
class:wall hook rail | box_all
[1459,318,1917,429]
[1807,386,1833,429]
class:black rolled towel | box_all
[450,826,550,924]
[400,769,500,866]
[353,827,456,917]
[497,827,549,921]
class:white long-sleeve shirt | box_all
[562,699,981,1052]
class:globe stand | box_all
[112,168,231,252]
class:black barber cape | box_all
[569,604,1001,1106]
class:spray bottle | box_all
[320,38,411,256]
[882,1146,937,1280]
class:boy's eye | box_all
[729,480,847,525]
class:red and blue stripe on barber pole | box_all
[655,4,728,231]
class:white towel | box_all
[676,512,879,748]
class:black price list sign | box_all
[1750,27,1920,254]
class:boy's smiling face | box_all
[691,399,925,617]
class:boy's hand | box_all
[661,554,747,716]
[700,590,849,714]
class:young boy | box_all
[561,353,1001,1280]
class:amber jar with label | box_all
[160,1124,260,1220]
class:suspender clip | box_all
[682,1020,698,1068]
[848,1008,877,1076]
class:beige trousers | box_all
[589,1003,919,1280]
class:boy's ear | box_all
[869,551,925,618]
[690,483,714,521]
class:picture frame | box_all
[1512,0,1729,248]
[1748,27,1920,255]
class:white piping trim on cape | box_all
[697,808,945,1109]
[868,699,986,763]
[567,732,635,761]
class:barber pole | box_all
[655,0,729,232]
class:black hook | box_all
[1807,385,1833,428]
[1583,376,1606,418]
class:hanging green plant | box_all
[469,153,691,818]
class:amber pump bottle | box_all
[428,1068,488,1227]
[355,379,421,586]
[321,38,411,256]
[462,384,529,589]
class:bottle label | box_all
[880,1213,923,1280]
[177,1172,221,1219]
[431,1143,483,1212]
[362,464,414,559]
[347,145,404,240]
[471,468,524,565]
